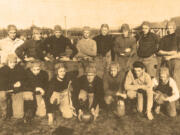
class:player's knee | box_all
[127,91,136,99]
[61,108,73,119]
[169,110,177,117]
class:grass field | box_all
[0,109,180,135]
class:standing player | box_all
[93,24,115,64]
[158,21,180,91]
[15,27,45,62]
[0,25,24,64]
[114,24,137,72]
[43,25,77,60]
[153,67,179,117]
[76,26,97,60]
[124,61,154,120]
[137,22,159,78]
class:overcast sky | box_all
[1,0,180,29]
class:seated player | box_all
[103,62,126,117]
[124,61,154,120]
[75,64,104,122]
[47,63,74,125]
[23,60,48,124]
[153,67,179,117]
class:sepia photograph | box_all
[0,0,180,134]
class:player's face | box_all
[31,66,41,76]
[8,61,17,69]
[122,30,129,37]
[134,67,144,78]
[101,27,109,36]
[87,73,95,83]
[33,32,42,41]
[110,67,118,77]
[43,34,48,39]
[8,30,17,40]
[58,67,66,79]
[160,73,169,84]
[167,25,176,34]
[142,25,150,34]
[54,31,62,38]
[83,30,90,39]
[20,35,27,41]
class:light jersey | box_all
[0,37,24,63]
[76,38,97,58]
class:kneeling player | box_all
[23,60,48,123]
[103,62,126,117]
[7,54,26,119]
[47,63,74,125]
[124,61,154,120]
[76,64,104,122]
[153,67,179,117]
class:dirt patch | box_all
[0,111,180,135]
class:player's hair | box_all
[7,25,17,32]
[54,62,67,75]
[133,61,145,69]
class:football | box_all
[80,112,94,123]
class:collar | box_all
[83,37,90,40]
[169,32,176,37]
[109,72,119,78]
[132,70,145,79]
[57,76,64,82]
[100,34,109,37]
[6,37,16,42]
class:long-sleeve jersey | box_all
[114,35,136,57]
[0,37,24,63]
[76,38,97,58]
[15,39,45,61]
[76,75,104,110]
[23,69,49,92]
[0,64,26,91]
[137,32,159,58]
[103,71,124,96]
[93,34,115,60]
[124,70,153,91]
[48,73,71,93]
[43,35,77,58]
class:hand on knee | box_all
[61,108,73,119]
[104,96,113,105]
